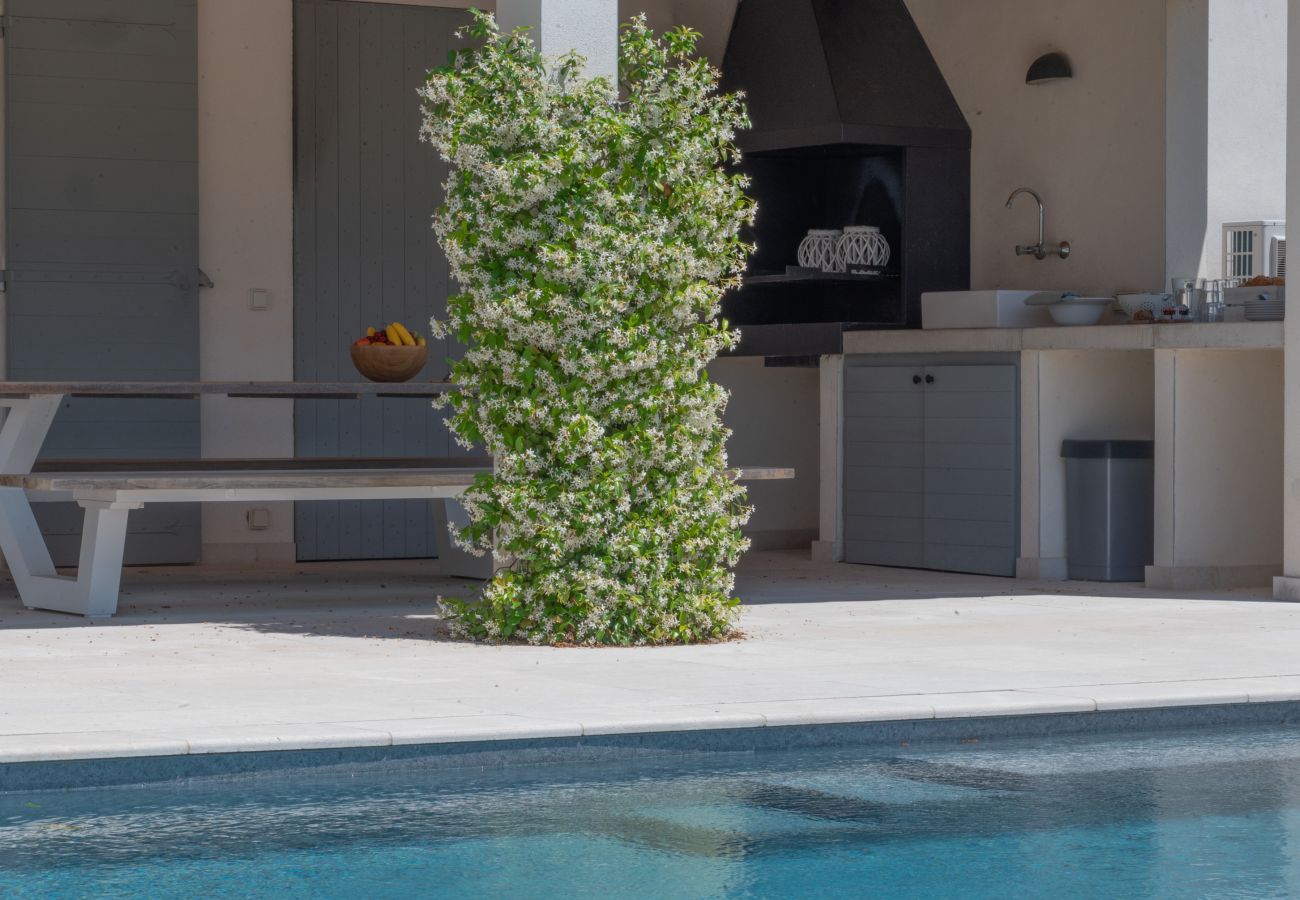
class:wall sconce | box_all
[1026,52,1072,85]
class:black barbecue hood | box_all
[720,0,970,153]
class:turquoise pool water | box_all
[4,727,1300,898]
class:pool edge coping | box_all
[6,698,1300,793]
[8,677,1300,768]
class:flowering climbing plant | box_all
[419,10,756,646]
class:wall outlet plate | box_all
[249,289,271,311]
[246,508,271,531]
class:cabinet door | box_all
[843,366,925,568]
[922,365,1017,576]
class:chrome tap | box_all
[1005,187,1071,260]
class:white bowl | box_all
[1047,297,1111,326]
[1116,292,1170,319]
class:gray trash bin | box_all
[1062,439,1154,582]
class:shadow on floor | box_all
[0,550,1276,639]
[0,560,468,642]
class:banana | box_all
[391,322,416,346]
[385,324,402,345]
[416,336,427,347]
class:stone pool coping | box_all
[6,699,1300,793]
[7,675,1300,767]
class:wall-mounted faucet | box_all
[1005,187,1071,260]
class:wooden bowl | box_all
[350,344,428,383]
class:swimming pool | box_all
[4,725,1300,898]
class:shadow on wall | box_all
[710,357,820,551]
[1164,0,1210,283]
[619,0,740,64]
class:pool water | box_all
[5,727,1300,898]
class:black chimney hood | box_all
[718,0,972,357]
[721,0,970,153]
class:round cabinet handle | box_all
[924,374,935,384]
[912,375,922,385]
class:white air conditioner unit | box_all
[1223,220,1286,278]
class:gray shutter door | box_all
[5,0,201,566]
[921,365,1017,576]
[293,0,466,561]
[843,366,926,568]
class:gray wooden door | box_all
[843,363,1016,577]
[921,365,1016,577]
[4,0,201,566]
[293,0,466,561]
[843,366,926,568]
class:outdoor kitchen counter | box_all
[842,321,1283,354]
[822,321,1285,591]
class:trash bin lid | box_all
[1061,439,1154,459]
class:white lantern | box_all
[797,229,844,272]
[837,225,891,273]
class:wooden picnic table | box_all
[0,381,457,616]
[0,382,793,617]
[0,380,458,399]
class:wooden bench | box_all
[0,458,794,617]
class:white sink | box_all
[921,290,1057,330]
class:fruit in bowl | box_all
[350,321,429,382]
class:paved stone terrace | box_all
[2,550,1299,764]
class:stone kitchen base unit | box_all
[1015,556,1068,581]
[822,324,1284,590]
[1147,564,1284,591]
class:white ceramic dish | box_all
[1116,292,1171,319]
[1046,297,1111,326]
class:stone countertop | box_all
[843,322,1283,355]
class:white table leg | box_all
[0,395,62,473]
[0,490,140,616]
[0,396,62,602]
[0,394,141,616]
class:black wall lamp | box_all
[1026,51,1072,85]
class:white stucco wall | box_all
[1152,349,1283,587]
[386,0,732,64]
[1166,0,1210,285]
[904,0,1167,298]
[193,0,1288,571]
[1167,0,1288,282]
[498,0,619,81]
[1278,0,1300,599]
[709,358,820,549]
[1202,0,1287,279]
[1019,351,1155,579]
[197,0,479,559]
[194,0,744,557]
[663,0,1284,291]
[198,0,297,562]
